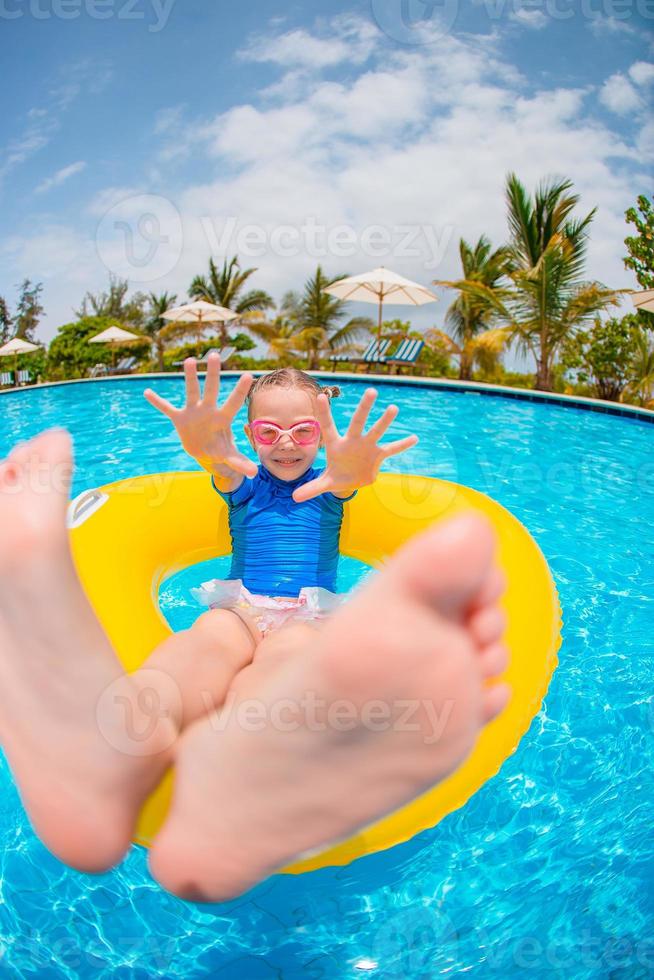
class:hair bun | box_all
[321,385,341,399]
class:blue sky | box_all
[1,0,652,346]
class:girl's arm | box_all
[144,355,258,493]
[292,388,418,503]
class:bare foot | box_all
[0,430,178,872]
[148,513,510,901]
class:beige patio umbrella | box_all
[162,300,239,342]
[630,289,654,313]
[89,325,141,368]
[0,337,40,378]
[323,266,438,342]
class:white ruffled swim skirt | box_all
[190,578,349,638]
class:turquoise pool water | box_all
[0,377,653,979]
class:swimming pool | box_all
[1,377,653,978]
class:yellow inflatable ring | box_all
[68,471,561,874]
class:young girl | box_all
[144,356,419,652]
[0,356,508,904]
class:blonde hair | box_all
[246,368,341,420]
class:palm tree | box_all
[293,266,373,370]
[143,291,178,371]
[246,270,373,370]
[433,235,512,380]
[623,327,654,407]
[425,325,509,379]
[245,292,304,364]
[189,256,274,346]
[504,173,620,390]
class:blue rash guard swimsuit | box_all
[210,463,357,598]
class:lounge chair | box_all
[329,339,392,372]
[1,371,13,387]
[173,347,236,369]
[16,369,33,385]
[382,338,425,374]
[89,364,109,378]
[109,356,138,375]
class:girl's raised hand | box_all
[143,353,258,478]
[292,387,418,503]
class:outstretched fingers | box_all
[143,388,178,420]
[292,473,331,504]
[365,403,399,442]
[184,358,201,405]
[379,435,419,458]
[220,372,255,420]
[347,387,377,438]
[201,353,221,406]
[315,392,339,442]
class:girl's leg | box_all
[135,609,256,733]
[0,430,181,873]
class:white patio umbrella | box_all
[630,289,654,314]
[0,337,40,377]
[163,300,238,329]
[89,325,142,368]
[323,266,438,343]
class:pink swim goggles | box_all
[250,419,321,446]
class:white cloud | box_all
[509,8,548,29]
[35,161,87,195]
[628,60,654,86]
[599,72,643,115]
[239,16,378,70]
[587,16,636,37]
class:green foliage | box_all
[75,274,147,326]
[14,279,44,340]
[503,173,620,390]
[0,296,12,344]
[562,314,640,401]
[624,193,654,290]
[46,316,149,380]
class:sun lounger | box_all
[382,338,425,374]
[16,370,33,385]
[173,347,236,369]
[329,339,392,372]
[89,364,109,378]
[109,356,138,375]
[1,371,13,387]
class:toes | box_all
[1,429,73,497]
[389,513,497,621]
[469,606,507,647]
[478,642,509,679]
[482,682,511,724]
[468,567,506,612]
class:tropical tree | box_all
[144,291,178,371]
[623,327,654,407]
[245,292,305,364]
[433,235,513,379]
[624,192,654,290]
[291,266,373,370]
[189,256,274,346]
[14,279,44,340]
[75,274,147,327]
[0,296,12,344]
[425,325,509,380]
[245,270,373,369]
[503,173,621,390]
[561,314,640,402]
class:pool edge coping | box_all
[2,370,653,424]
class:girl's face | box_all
[244,386,323,481]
